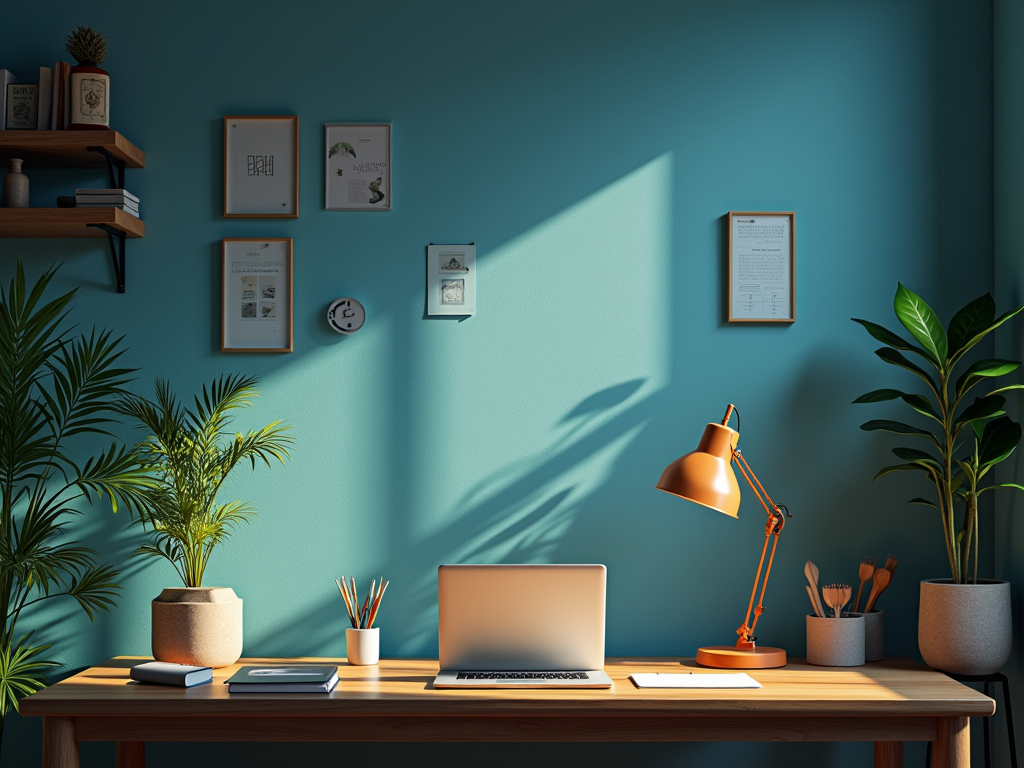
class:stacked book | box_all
[226,665,339,694]
[76,188,140,218]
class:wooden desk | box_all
[21,656,994,768]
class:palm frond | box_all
[0,634,60,716]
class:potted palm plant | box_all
[119,374,293,667]
[0,263,151,755]
[854,284,1024,674]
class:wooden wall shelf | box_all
[0,131,145,169]
[0,208,144,239]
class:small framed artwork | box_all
[222,238,293,352]
[325,123,391,210]
[224,116,299,217]
[727,211,795,323]
[427,244,475,316]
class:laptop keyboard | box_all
[456,671,590,680]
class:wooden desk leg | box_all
[933,716,970,768]
[874,741,904,767]
[115,742,145,768]
[42,716,78,768]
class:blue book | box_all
[130,661,212,688]
[226,665,339,693]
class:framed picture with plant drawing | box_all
[222,238,293,352]
[325,123,391,211]
[726,211,795,323]
[224,116,299,217]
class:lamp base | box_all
[695,645,787,669]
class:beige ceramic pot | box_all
[918,579,1011,675]
[151,587,243,668]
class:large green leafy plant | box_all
[854,284,1024,584]
[118,374,293,588]
[0,263,150,750]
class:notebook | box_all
[226,665,339,693]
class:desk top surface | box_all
[21,656,995,718]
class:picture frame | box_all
[222,238,293,352]
[325,123,391,211]
[426,244,475,316]
[224,116,299,217]
[727,211,795,323]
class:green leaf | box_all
[979,417,1022,467]
[900,393,942,422]
[948,293,995,356]
[988,384,1024,397]
[956,395,1007,427]
[908,497,938,507]
[892,446,939,464]
[875,347,939,393]
[861,419,938,443]
[874,463,930,480]
[980,483,1024,493]
[954,304,1024,363]
[894,283,948,367]
[852,389,905,404]
[956,359,1022,397]
[851,318,925,356]
[0,635,60,717]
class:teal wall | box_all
[0,1,999,765]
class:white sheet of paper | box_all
[629,672,761,689]
[730,213,792,320]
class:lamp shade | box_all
[656,422,741,517]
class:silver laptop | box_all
[433,564,613,688]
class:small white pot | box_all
[346,627,379,665]
[918,579,1011,675]
[806,614,865,666]
[151,587,243,668]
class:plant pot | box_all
[346,627,379,665]
[918,579,1011,675]
[67,65,109,130]
[152,587,242,668]
[806,614,865,666]
[847,610,884,662]
[3,159,28,208]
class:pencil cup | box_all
[346,627,379,665]
[806,614,865,666]
[846,610,883,662]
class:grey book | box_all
[75,188,140,203]
[5,83,35,129]
[130,661,213,688]
[226,665,339,693]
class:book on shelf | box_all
[0,70,19,130]
[6,83,38,130]
[225,665,339,694]
[76,188,140,203]
[37,67,52,130]
[77,204,140,218]
[49,62,69,130]
[130,661,213,688]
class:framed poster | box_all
[222,239,293,352]
[727,211,795,323]
[224,116,299,217]
[325,123,391,210]
[427,244,475,316]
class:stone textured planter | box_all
[806,615,865,666]
[918,579,1011,675]
[152,587,243,668]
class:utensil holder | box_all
[806,614,865,666]
[847,610,883,662]
[346,627,379,665]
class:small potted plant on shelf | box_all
[118,374,293,667]
[65,25,110,130]
[854,284,1024,674]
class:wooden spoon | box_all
[854,557,876,612]
[864,567,892,612]
[804,561,826,618]
[806,586,824,618]
[823,583,852,618]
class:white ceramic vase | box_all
[3,159,28,208]
[346,627,379,665]
[151,587,243,668]
[918,579,1011,675]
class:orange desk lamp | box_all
[656,404,791,669]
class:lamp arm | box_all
[731,449,791,648]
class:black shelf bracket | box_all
[86,146,126,189]
[87,224,126,293]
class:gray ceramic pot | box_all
[806,614,865,666]
[151,587,243,668]
[918,579,1011,675]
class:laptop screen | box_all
[438,564,606,670]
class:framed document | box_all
[426,244,475,316]
[727,211,795,323]
[325,123,391,210]
[224,116,299,217]
[222,239,293,352]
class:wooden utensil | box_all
[884,555,899,575]
[864,567,892,612]
[806,585,824,618]
[854,556,876,612]
[804,561,826,619]
[823,583,852,618]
